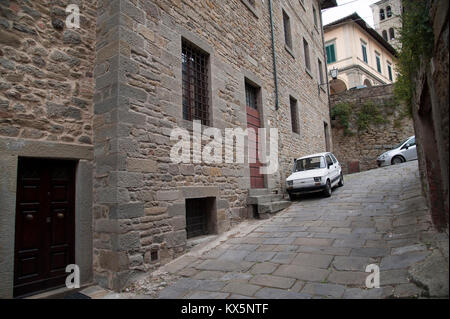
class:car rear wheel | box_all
[324,180,332,197]
[392,156,405,165]
[338,173,344,187]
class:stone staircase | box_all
[247,189,291,219]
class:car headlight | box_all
[379,154,386,160]
[314,177,322,182]
[287,180,293,186]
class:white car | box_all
[377,136,418,167]
[286,152,344,200]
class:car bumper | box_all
[287,184,326,195]
[377,160,390,167]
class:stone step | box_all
[248,188,271,197]
[270,200,291,213]
[247,194,284,205]
[257,200,291,215]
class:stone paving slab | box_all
[274,265,330,282]
[120,161,448,299]
[302,283,346,298]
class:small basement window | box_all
[185,197,217,239]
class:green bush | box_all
[356,102,387,132]
[394,0,434,115]
[331,102,353,135]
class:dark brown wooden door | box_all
[246,105,265,189]
[14,158,76,297]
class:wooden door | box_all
[247,106,264,189]
[14,158,76,297]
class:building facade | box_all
[324,13,398,94]
[371,0,402,50]
[0,0,336,298]
[408,0,449,231]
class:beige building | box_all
[324,13,398,94]
[371,0,403,50]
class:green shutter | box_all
[326,44,336,64]
[362,45,367,63]
[376,56,381,73]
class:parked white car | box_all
[286,152,344,200]
[377,136,418,167]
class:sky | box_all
[322,0,380,28]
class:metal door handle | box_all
[25,214,34,221]
[57,213,64,219]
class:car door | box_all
[325,155,337,183]
[403,137,417,161]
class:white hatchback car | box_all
[286,152,344,200]
[377,136,418,167]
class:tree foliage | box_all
[394,0,434,115]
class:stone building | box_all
[407,0,449,231]
[0,0,336,298]
[370,0,402,50]
[323,13,397,94]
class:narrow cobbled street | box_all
[85,161,449,299]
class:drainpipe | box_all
[319,3,333,149]
[269,0,279,111]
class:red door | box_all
[247,105,265,189]
[14,158,76,297]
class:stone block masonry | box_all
[0,0,96,144]
[1,0,334,295]
[91,0,333,291]
[0,0,97,298]
[330,84,414,174]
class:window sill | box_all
[320,85,327,93]
[285,44,295,59]
[241,0,260,19]
[305,68,313,79]
[299,1,306,11]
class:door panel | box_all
[14,158,76,298]
[247,106,265,189]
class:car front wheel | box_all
[392,156,404,165]
[338,173,344,187]
[324,180,332,197]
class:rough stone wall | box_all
[0,0,96,144]
[410,0,449,231]
[330,84,414,174]
[92,0,332,291]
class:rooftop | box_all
[324,12,397,56]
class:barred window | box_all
[182,40,210,126]
[283,10,292,49]
[290,97,299,134]
[303,38,311,71]
[245,82,258,110]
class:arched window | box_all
[386,6,392,18]
[380,9,385,20]
[382,30,388,41]
[389,28,395,39]
[364,79,372,87]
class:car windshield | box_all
[394,137,411,149]
[294,156,326,172]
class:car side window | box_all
[330,154,337,163]
[408,138,416,146]
[326,155,333,166]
